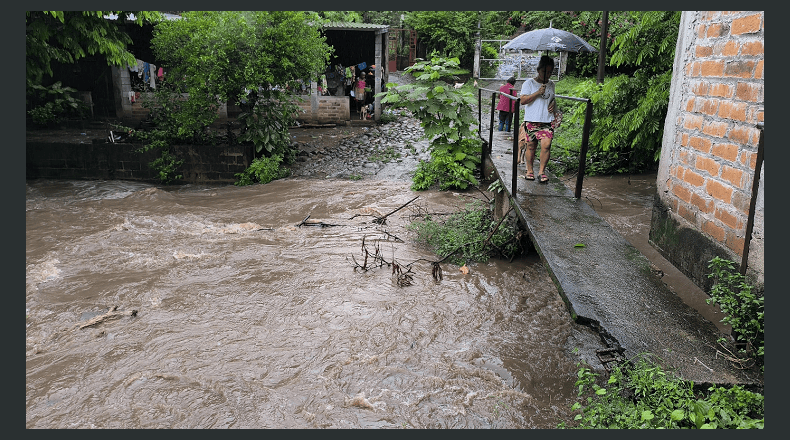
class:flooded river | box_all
[26,177,609,428]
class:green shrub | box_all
[407,199,522,264]
[148,148,183,185]
[563,353,764,429]
[379,52,480,191]
[706,257,764,367]
[234,155,290,186]
[26,81,88,126]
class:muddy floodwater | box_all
[26,177,613,429]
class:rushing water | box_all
[26,177,608,429]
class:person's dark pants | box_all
[498,110,513,131]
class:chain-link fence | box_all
[479,40,568,81]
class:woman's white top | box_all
[519,78,555,123]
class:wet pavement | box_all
[485,129,762,387]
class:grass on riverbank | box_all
[561,352,764,429]
[407,198,524,265]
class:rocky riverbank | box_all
[286,113,430,182]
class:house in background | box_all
[42,14,389,126]
[111,18,389,126]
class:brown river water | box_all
[26,177,612,429]
[26,170,724,428]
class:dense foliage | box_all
[151,11,332,159]
[26,82,90,127]
[379,54,480,190]
[564,353,763,429]
[234,155,290,186]
[403,11,518,71]
[565,11,680,174]
[408,199,524,265]
[26,11,162,124]
[707,257,764,370]
[26,11,162,85]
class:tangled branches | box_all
[348,235,443,286]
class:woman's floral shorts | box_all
[518,121,554,147]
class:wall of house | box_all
[651,11,764,292]
[294,94,351,124]
[26,141,253,184]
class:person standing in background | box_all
[496,76,517,132]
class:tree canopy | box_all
[151,11,332,155]
[26,11,163,84]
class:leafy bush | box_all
[152,11,331,158]
[26,81,88,126]
[411,137,480,191]
[407,199,523,265]
[234,155,290,186]
[564,353,764,429]
[148,148,183,185]
[706,257,764,367]
[379,53,481,191]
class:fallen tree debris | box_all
[373,196,419,224]
[75,306,138,330]
[296,214,342,228]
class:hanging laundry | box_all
[149,64,157,88]
[357,62,367,71]
[133,59,144,77]
[143,62,150,83]
[128,91,135,103]
[157,67,164,79]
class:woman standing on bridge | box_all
[496,76,517,132]
[518,55,556,183]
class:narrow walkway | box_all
[484,128,761,386]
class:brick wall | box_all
[652,11,764,291]
[294,95,351,124]
[26,141,253,184]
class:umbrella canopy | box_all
[503,27,597,53]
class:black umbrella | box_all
[503,26,597,53]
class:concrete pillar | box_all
[473,16,481,79]
[494,186,511,220]
[111,66,132,122]
[374,31,383,121]
[310,80,319,123]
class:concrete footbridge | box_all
[481,125,761,387]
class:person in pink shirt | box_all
[354,76,366,112]
[496,76,517,132]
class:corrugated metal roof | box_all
[321,21,388,31]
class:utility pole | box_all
[597,11,609,84]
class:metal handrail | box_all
[477,87,593,198]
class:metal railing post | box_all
[575,98,593,199]
[488,92,496,162]
[479,88,485,176]
[740,123,764,275]
[478,88,482,135]
[512,99,520,196]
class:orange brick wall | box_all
[654,11,763,289]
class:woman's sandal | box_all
[524,172,535,181]
[538,174,549,183]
